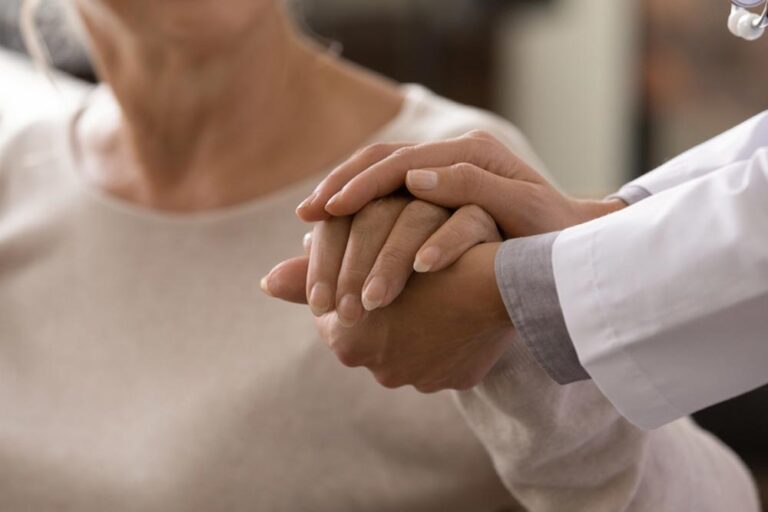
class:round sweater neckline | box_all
[59,84,430,226]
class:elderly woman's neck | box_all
[75,7,402,210]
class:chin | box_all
[79,0,279,45]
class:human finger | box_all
[295,142,412,222]
[314,309,379,369]
[322,131,521,217]
[260,256,310,304]
[413,205,501,273]
[361,200,450,311]
[335,197,408,327]
[404,163,542,237]
[306,216,352,317]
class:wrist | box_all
[572,198,627,223]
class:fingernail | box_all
[337,294,362,327]
[406,170,438,191]
[309,283,332,316]
[260,276,273,296]
[414,246,442,273]
[325,192,342,212]
[303,232,312,253]
[296,192,316,214]
[362,277,387,311]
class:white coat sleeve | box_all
[553,148,768,430]
[454,341,759,512]
[617,110,768,198]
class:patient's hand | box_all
[264,242,513,392]
[296,130,624,237]
[269,195,501,321]
[261,190,512,391]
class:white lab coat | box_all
[552,112,768,429]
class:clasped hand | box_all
[262,130,623,392]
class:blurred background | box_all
[1,0,766,506]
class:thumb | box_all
[405,164,527,236]
[261,256,310,304]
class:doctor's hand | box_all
[264,194,501,320]
[296,130,625,238]
[263,243,515,392]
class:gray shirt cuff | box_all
[494,233,590,385]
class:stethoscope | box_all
[730,0,768,40]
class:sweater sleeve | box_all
[453,345,760,512]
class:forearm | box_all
[454,355,759,512]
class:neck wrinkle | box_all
[80,4,316,193]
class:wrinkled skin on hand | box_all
[297,130,624,237]
[265,243,514,392]
[272,130,627,393]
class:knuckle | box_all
[352,202,385,229]
[330,341,364,368]
[403,200,449,225]
[414,383,441,394]
[337,268,369,291]
[461,205,496,232]
[402,198,429,215]
[391,145,415,159]
[337,351,363,368]
[451,161,475,176]
[376,245,411,271]
[323,215,350,232]
[374,371,404,389]
[461,203,487,223]
[465,129,493,141]
[464,129,501,149]
[451,163,485,200]
[463,130,503,158]
[359,143,394,161]
[440,217,469,243]
[355,197,403,226]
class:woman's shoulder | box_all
[0,50,93,193]
[0,110,83,219]
[0,112,72,173]
[0,48,92,144]
[390,84,547,172]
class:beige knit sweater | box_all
[0,84,758,512]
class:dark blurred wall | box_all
[297,0,542,110]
